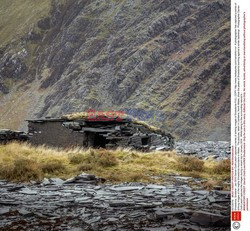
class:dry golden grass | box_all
[62,112,89,120]
[176,156,204,172]
[203,180,221,190]
[132,118,161,132]
[70,149,118,168]
[0,158,42,182]
[0,142,230,184]
[62,111,129,120]
[212,159,231,174]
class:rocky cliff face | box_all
[0,0,230,141]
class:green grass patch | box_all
[0,0,52,47]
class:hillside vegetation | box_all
[0,0,51,47]
[0,0,230,140]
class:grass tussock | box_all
[41,159,66,174]
[176,156,204,172]
[70,149,118,168]
[0,158,42,181]
[0,142,230,184]
[212,159,231,174]
[202,179,230,191]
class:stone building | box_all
[27,115,174,150]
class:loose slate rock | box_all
[110,186,144,191]
[0,208,10,216]
[190,211,230,227]
[109,200,135,207]
[17,209,34,217]
[154,208,191,219]
[50,178,65,186]
[19,188,38,195]
[64,173,101,184]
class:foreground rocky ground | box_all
[0,173,230,231]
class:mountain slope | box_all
[0,0,230,140]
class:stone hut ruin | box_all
[27,113,174,150]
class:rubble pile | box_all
[0,129,28,144]
[0,174,230,231]
[175,141,230,160]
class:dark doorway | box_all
[93,133,108,148]
[141,137,150,145]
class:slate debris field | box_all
[175,141,230,160]
[0,173,230,231]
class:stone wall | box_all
[28,121,86,148]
